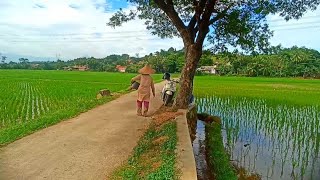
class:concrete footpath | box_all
[0,82,165,180]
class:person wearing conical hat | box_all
[131,64,156,116]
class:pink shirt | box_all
[132,74,155,101]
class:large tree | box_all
[108,0,319,108]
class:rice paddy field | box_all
[194,76,320,180]
[0,70,162,145]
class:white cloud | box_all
[0,0,183,60]
[268,7,320,50]
[0,1,319,61]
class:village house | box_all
[197,65,218,74]
[63,66,72,71]
[31,64,40,69]
[75,65,89,71]
[116,65,127,73]
[63,65,89,71]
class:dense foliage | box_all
[214,46,320,78]
[1,46,319,78]
[0,48,184,73]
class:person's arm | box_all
[131,75,141,83]
[151,80,155,97]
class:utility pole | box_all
[56,53,61,61]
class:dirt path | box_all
[0,82,165,180]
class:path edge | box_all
[176,106,198,180]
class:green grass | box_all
[0,70,162,145]
[111,121,177,180]
[206,123,237,180]
[194,76,320,106]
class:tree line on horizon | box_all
[1,45,320,78]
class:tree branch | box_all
[209,3,234,25]
[154,0,186,33]
[195,0,218,45]
[154,0,192,44]
[188,14,197,29]
[188,0,207,29]
[166,0,173,6]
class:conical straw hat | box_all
[138,64,155,74]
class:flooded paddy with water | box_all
[196,95,320,180]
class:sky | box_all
[0,0,319,61]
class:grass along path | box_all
[112,122,177,180]
[111,110,183,180]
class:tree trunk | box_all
[175,44,202,109]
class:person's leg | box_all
[136,100,142,116]
[143,101,150,116]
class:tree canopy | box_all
[108,0,320,53]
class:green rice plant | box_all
[194,76,320,106]
[194,75,320,179]
[0,69,163,145]
[196,95,320,179]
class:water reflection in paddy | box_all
[197,96,320,180]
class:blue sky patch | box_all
[109,0,128,10]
